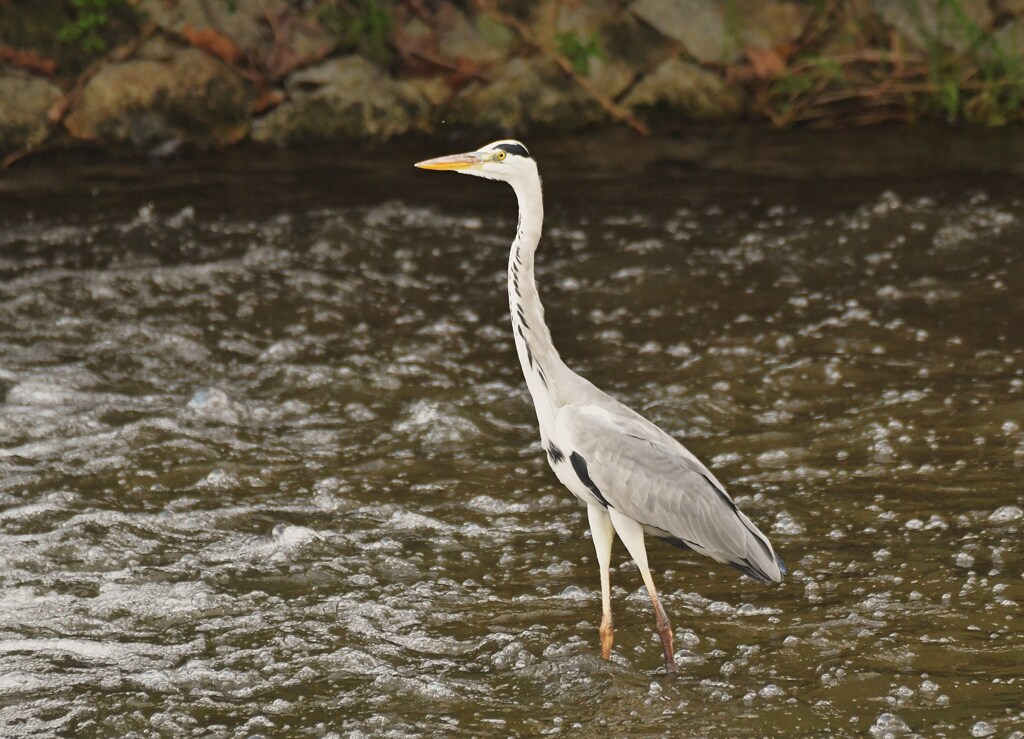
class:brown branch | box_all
[0,45,57,75]
[474,1,649,136]
[785,49,927,75]
[392,35,492,84]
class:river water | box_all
[0,130,1022,737]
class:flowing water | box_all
[0,130,1022,737]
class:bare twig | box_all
[785,49,926,75]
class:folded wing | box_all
[556,401,785,583]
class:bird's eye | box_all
[496,151,507,161]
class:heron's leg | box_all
[587,504,615,660]
[607,508,677,674]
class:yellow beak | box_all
[414,152,484,171]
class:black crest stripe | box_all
[495,142,530,158]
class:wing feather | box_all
[556,400,784,583]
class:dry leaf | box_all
[252,88,285,114]
[745,46,787,79]
[47,93,74,124]
[182,23,243,64]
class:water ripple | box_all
[0,167,1021,736]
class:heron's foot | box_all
[599,620,614,660]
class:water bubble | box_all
[265,699,293,715]
[678,630,700,647]
[395,399,480,448]
[558,586,588,600]
[166,205,195,228]
[955,552,976,569]
[187,387,244,424]
[773,511,805,536]
[6,380,79,407]
[667,342,693,357]
[710,451,741,466]
[271,524,324,548]
[197,469,238,490]
[707,601,734,615]
[988,505,1023,523]
[756,449,790,468]
[971,721,996,737]
[259,339,303,363]
[869,712,911,737]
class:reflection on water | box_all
[0,136,1022,737]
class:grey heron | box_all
[415,140,786,673]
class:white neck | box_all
[507,170,574,443]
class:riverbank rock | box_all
[64,48,251,151]
[0,74,62,156]
[535,0,670,71]
[448,55,634,131]
[251,56,428,143]
[873,0,994,54]
[138,0,280,52]
[531,0,623,42]
[630,0,810,64]
[435,4,513,66]
[138,0,335,72]
[623,57,744,119]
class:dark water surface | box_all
[1,130,1022,737]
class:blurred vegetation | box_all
[762,0,1024,126]
[316,0,394,66]
[57,0,132,54]
[0,0,138,73]
[0,0,1021,128]
[555,30,605,76]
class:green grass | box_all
[57,0,129,55]
[555,30,604,76]
[317,0,393,66]
[761,0,1024,126]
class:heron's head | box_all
[415,140,536,186]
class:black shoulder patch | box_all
[495,142,530,158]
[547,443,565,464]
[569,452,611,508]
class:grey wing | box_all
[556,401,785,583]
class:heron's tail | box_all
[775,552,788,576]
[729,508,786,584]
